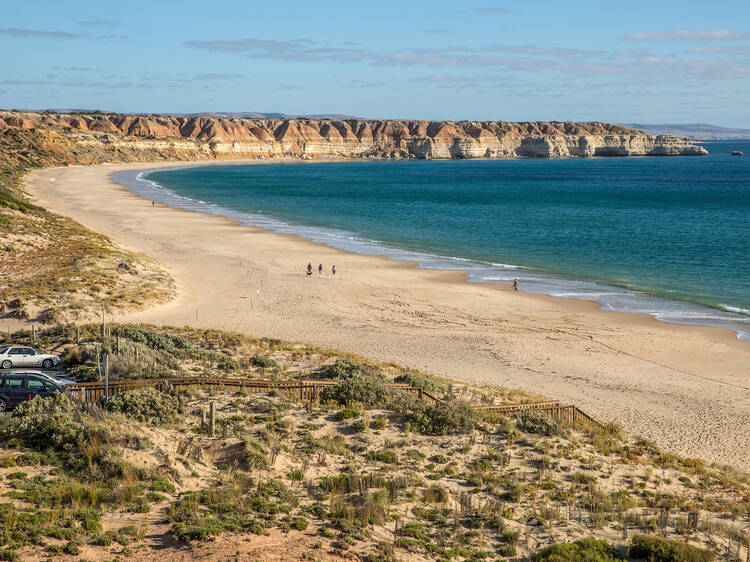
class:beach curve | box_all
[26,160,750,470]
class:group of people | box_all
[307,262,336,276]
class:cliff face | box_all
[0,111,708,161]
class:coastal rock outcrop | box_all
[0,111,708,162]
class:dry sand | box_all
[26,161,750,470]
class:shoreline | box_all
[121,162,750,342]
[26,160,750,470]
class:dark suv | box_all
[0,372,65,411]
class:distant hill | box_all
[15,109,360,121]
[170,112,361,120]
[622,123,750,140]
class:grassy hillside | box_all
[0,128,174,323]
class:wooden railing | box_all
[65,377,439,405]
[65,377,598,426]
[476,400,601,426]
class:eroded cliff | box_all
[0,111,707,161]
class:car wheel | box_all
[0,360,11,370]
[42,359,53,369]
[0,399,7,412]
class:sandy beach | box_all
[26,161,750,470]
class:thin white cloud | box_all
[688,45,750,54]
[0,27,78,38]
[193,73,244,81]
[623,30,750,41]
[482,43,605,58]
[182,36,750,84]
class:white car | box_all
[0,346,60,370]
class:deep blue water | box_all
[115,140,750,339]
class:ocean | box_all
[114,140,750,340]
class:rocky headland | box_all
[0,111,707,162]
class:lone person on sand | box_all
[332,265,336,275]
[318,263,323,274]
[307,262,312,276]
[513,278,519,291]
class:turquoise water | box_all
[116,140,750,339]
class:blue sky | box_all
[3,0,750,126]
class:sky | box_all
[3,0,750,127]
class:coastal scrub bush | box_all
[322,374,395,408]
[534,537,621,561]
[250,354,276,368]
[4,394,85,451]
[629,534,715,562]
[335,408,359,421]
[394,371,445,395]
[106,388,182,425]
[517,410,561,436]
[114,324,192,354]
[324,359,381,380]
[406,400,477,435]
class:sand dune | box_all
[27,161,750,470]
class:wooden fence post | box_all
[209,401,216,437]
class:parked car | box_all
[0,346,60,370]
[0,371,67,411]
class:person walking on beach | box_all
[513,278,519,291]
[307,262,312,276]
[332,265,336,275]
[318,263,323,274]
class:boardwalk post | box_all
[31,324,36,342]
[103,353,109,402]
[209,401,216,437]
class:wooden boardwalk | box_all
[476,400,600,426]
[65,377,439,406]
[65,377,596,426]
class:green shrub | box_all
[534,537,620,561]
[106,388,182,424]
[250,354,276,368]
[67,364,98,382]
[335,408,359,421]
[290,516,308,531]
[517,410,561,436]
[324,359,380,380]
[395,371,445,395]
[370,415,387,430]
[406,400,478,435]
[629,534,715,562]
[368,449,397,464]
[352,420,368,433]
[4,394,87,451]
[114,325,192,353]
[322,374,399,408]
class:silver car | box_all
[0,346,61,370]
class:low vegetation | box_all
[0,128,174,323]
[0,323,746,560]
